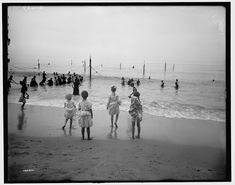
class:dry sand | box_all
[7,103,227,182]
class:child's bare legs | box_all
[81,127,92,140]
[62,118,69,129]
[114,127,117,139]
[132,121,135,139]
[114,113,119,128]
[21,99,26,110]
[69,119,73,129]
[87,127,92,140]
[136,120,141,139]
[110,115,114,127]
[81,127,85,140]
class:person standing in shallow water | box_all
[7,75,14,93]
[107,86,121,128]
[19,77,29,110]
[7,75,19,94]
[73,76,80,95]
[161,80,164,88]
[30,76,38,87]
[39,71,47,86]
[121,77,125,86]
[175,79,179,90]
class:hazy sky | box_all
[8,6,225,66]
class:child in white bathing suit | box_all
[62,94,76,130]
[107,86,121,128]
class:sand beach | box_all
[7,103,227,182]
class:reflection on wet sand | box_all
[17,110,27,130]
[107,126,118,139]
[63,128,72,136]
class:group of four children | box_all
[63,85,143,140]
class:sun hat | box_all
[65,93,73,101]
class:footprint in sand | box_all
[14,151,29,155]
[92,157,100,159]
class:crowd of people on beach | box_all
[121,77,141,87]
[8,72,181,140]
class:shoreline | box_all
[8,103,226,148]
[8,101,225,123]
[6,103,227,181]
[7,103,226,148]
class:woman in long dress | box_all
[73,77,80,95]
[19,77,29,110]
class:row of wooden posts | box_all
[37,57,174,81]
[37,57,92,80]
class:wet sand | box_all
[7,103,227,182]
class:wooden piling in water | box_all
[84,60,86,73]
[143,62,145,76]
[89,56,91,80]
[38,59,40,70]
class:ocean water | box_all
[8,62,226,122]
